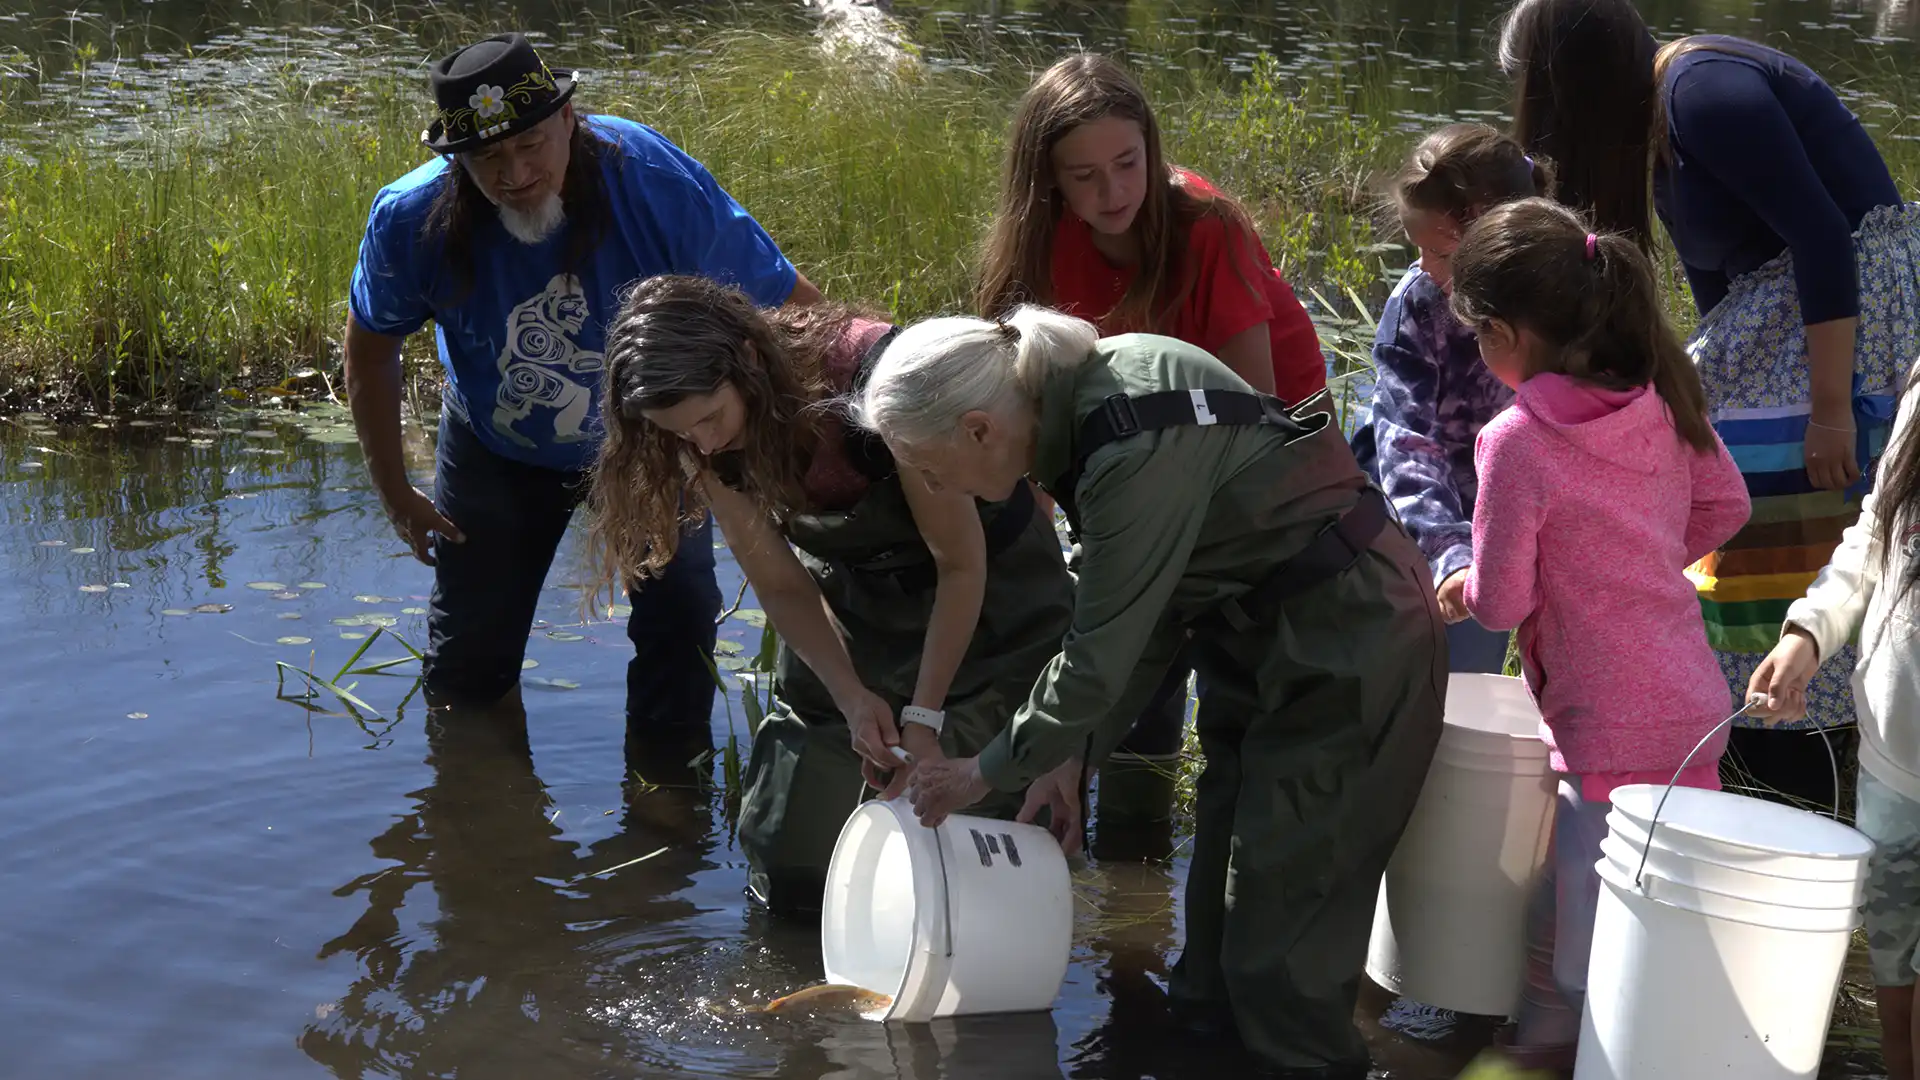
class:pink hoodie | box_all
[1464,373,1750,791]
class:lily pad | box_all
[37,539,66,547]
[164,436,188,444]
[271,591,302,601]
[189,439,213,448]
[339,632,366,640]
[110,582,130,589]
[304,428,361,445]
[192,603,232,614]
[78,584,109,593]
[69,546,95,554]
[20,461,43,469]
[734,608,767,628]
[332,613,398,628]
[715,640,744,655]
[276,612,303,620]
[240,448,284,456]
[526,676,581,691]
[127,712,148,720]
[717,655,751,671]
[521,659,540,670]
[246,581,288,591]
[243,429,278,439]
[353,594,384,604]
[297,582,327,590]
[548,631,585,642]
[161,608,193,616]
[276,636,312,646]
[401,606,427,615]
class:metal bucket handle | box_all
[1631,696,1842,891]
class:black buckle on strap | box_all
[1101,393,1140,439]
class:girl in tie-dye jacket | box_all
[1350,123,1555,673]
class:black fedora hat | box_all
[422,33,577,155]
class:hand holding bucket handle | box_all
[1632,695,1842,890]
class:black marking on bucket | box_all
[970,828,994,867]
[1002,833,1022,867]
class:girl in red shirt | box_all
[976,53,1326,403]
[974,53,1327,832]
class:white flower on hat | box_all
[470,84,507,118]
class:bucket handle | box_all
[1631,696,1841,891]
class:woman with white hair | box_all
[855,306,1446,1080]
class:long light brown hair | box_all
[974,52,1263,328]
[1449,198,1715,453]
[584,275,879,599]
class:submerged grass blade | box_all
[331,625,384,683]
[275,660,383,718]
[565,845,670,886]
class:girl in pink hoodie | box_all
[1448,198,1752,1071]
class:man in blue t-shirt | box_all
[344,32,820,745]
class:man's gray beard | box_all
[498,194,567,246]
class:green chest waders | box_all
[734,336,1076,917]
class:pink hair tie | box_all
[1585,233,1599,261]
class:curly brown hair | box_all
[584,275,881,606]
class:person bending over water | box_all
[857,306,1446,1079]
[584,275,1076,915]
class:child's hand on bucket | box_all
[1746,626,1820,724]
[1016,757,1085,856]
[907,756,991,827]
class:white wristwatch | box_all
[900,705,945,735]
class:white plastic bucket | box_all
[1367,673,1556,1016]
[820,798,1072,1022]
[1576,784,1875,1080]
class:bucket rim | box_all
[1607,785,1875,862]
[820,798,951,1022]
[1603,816,1872,885]
[1595,852,1865,933]
[1596,834,1867,913]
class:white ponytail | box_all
[852,305,1098,449]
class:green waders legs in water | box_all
[856,310,1446,1079]
[585,277,1077,918]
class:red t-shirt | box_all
[1047,170,1326,405]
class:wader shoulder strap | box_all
[1051,387,1321,531]
[844,325,905,483]
[1077,388,1315,462]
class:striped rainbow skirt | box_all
[1688,201,1920,730]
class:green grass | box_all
[0,19,1404,409]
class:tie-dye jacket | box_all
[1349,266,1514,588]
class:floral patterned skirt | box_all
[1689,201,1920,730]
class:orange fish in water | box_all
[742,983,893,1017]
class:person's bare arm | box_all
[344,314,461,563]
[1211,322,1276,394]
[785,272,824,307]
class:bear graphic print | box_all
[491,273,605,449]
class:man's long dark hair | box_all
[421,112,615,306]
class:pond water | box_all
[0,0,1911,1077]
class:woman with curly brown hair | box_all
[584,274,1077,915]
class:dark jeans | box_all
[423,413,721,734]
